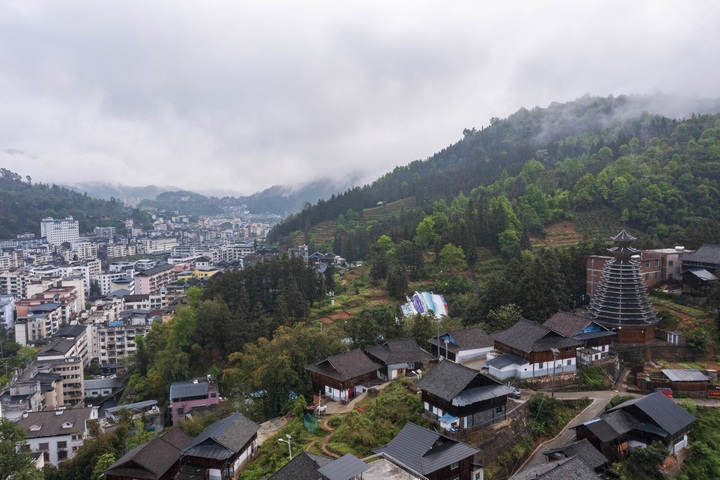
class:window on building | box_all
[43,452,50,462]
[57,441,67,449]
[655,259,660,267]
[58,450,68,461]
[567,359,572,366]
[38,443,49,451]
[450,462,459,470]
[645,261,650,268]
[645,273,650,280]
[655,272,659,279]
[538,363,544,369]
[495,405,503,414]
[669,260,674,266]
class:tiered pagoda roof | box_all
[587,230,659,329]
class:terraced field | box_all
[530,221,585,247]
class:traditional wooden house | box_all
[574,392,695,461]
[427,326,494,363]
[177,412,260,480]
[489,318,581,380]
[305,349,382,401]
[364,338,434,380]
[543,312,616,365]
[682,268,717,296]
[373,422,482,480]
[104,428,192,480]
[417,359,513,431]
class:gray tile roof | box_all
[491,318,580,353]
[104,428,192,479]
[511,455,602,480]
[453,384,515,407]
[416,360,483,401]
[268,451,331,480]
[662,369,710,382]
[542,438,607,470]
[427,327,493,353]
[55,324,87,338]
[682,244,720,266]
[364,338,433,365]
[170,380,209,400]
[16,407,95,439]
[607,392,696,436]
[685,268,717,281]
[305,349,382,382]
[487,353,528,369]
[543,312,596,337]
[38,338,76,357]
[182,412,260,461]
[317,454,370,480]
[85,377,124,391]
[373,423,479,475]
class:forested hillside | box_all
[268,95,720,257]
[0,169,151,237]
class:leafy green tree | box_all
[223,324,346,419]
[386,265,409,300]
[91,452,116,480]
[438,243,467,271]
[484,304,522,332]
[415,217,438,249]
[0,418,43,479]
[687,328,708,360]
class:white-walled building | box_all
[16,407,98,466]
[40,217,80,247]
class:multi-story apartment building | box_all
[0,249,19,272]
[123,294,164,311]
[37,341,85,407]
[134,264,174,295]
[65,242,98,262]
[221,242,254,263]
[105,244,136,258]
[54,324,91,367]
[16,407,98,466]
[41,217,80,247]
[17,285,80,325]
[136,237,179,255]
[15,303,64,345]
[95,310,157,373]
[94,226,116,238]
[0,271,33,299]
[0,294,15,329]
[94,271,136,296]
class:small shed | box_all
[662,369,709,392]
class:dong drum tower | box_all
[587,230,659,344]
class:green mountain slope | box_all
[269,95,720,255]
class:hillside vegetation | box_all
[270,95,720,260]
[0,169,151,237]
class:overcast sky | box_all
[1,1,719,196]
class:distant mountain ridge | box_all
[66,178,354,217]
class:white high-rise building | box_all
[41,217,80,247]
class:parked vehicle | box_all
[510,388,521,399]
